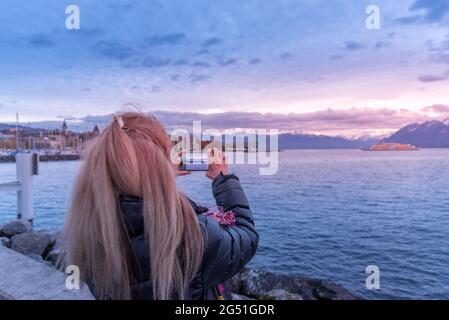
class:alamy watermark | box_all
[168,121,279,176]
[65,5,80,30]
[64,4,380,31]
[365,265,380,290]
[65,265,80,290]
[365,4,381,30]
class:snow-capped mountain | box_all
[383,119,449,148]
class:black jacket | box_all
[119,173,258,300]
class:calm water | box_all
[1,149,449,299]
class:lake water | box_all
[1,149,449,299]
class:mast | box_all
[16,112,20,152]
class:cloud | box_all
[91,41,133,60]
[305,76,327,83]
[375,41,391,49]
[154,108,437,133]
[150,85,162,93]
[28,34,54,48]
[173,59,189,66]
[428,35,449,64]
[410,0,449,22]
[417,74,447,82]
[189,74,211,84]
[280,53,293,60]
[249,58,261,65]
[343,41,364,51]
[201,37,223,47]
[396,0,449,24]
[329,54,343,61]
[422,104,449,114]
[195,49,210,55]
[75,107,436,134]
[170,74,181,81]
[73,27,105,38]
[192,61,211,68]
[56,115,77,120]
[217,58,237,66]
[31,106,443,136]
[432,53,449,64]
[143,33,186,47]
[142,57,171,68]
[395,14,423,25]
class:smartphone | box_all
[179,151,208,171]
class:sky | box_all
[0,0,448,136]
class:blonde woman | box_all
[63,112,258,300]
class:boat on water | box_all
[362,142,418,151]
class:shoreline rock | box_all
[0,220,32,237]
[11,231,54,257]
[0,237,11,248]
[0,219,361,300]
[230,268,360,300]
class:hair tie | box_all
[110,114,129,131]
[116,116,125,129]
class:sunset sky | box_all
[0,0,448,136]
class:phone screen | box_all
[180,151,208,171]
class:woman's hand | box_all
[175,169,191,177]
[206,148,228,180]
[174,150,191,177]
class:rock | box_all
[231,293,254,300]
[262,289,303,300]
[46,247,67,271]
[0,237,11,248]
[229,271,242,293]
[0,245,95,300]
[38,230,60,244]
[10,231,53,257]
[27,253,44,262]
[305,279,360,300]
[235,268,314,299]
[0,220,32,237]
[28,253,54,268]
[232,268,361,300]
[43,232,67,270]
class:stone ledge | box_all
[0,245,94,300]
[0,220,361,300]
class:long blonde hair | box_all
[64,112,204,300]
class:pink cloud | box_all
[135,107,440,135]
[421,104,449,114]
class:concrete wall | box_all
[0,246,94,300]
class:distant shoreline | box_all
[1,148,449,164]
[0,154,81,163]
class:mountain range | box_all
[277,133,377,149]
[243,118,449,149]
[382,118,449,148]
[1,118,449,149]
[268,118,449,149]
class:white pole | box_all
[16,112,20,152]
[16,153,34,223]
